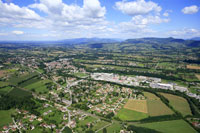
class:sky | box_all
[0,0,199,40]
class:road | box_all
[12,118,22,133]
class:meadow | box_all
[160,93,192,116]
[144,92,174,116]
[116,108,148,121]
[135,120,197,133]
[0,109,15,128]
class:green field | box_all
[0,86,13,94]
[147,99,174,116]
[160,93,192,116]
[9,72,38,85]
[144,92,174,116]
[116,108,148,121]
[135,120,197,133]
[92,121,109,131]
[24,79,52,94]
[78,116,97,126]
[98,122,122,133]
[0,109,15,128]
[0,81,9,87]
[8,88,32,98]
[74,72,88,78]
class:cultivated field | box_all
[160,93,192,116]
[195,74,200,80]
[124,99,148,113]
[144,92,174,116]
[143,92,159,100]
[0,109,15,128]
[187,65,200,70]
[116,108,148,121]
[0,70,5,78]
[147,100,174,116]
[135,120,197,133]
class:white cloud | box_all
[12,30,24,35]
[131,15,169,25]
[182,5,199,14]
[115,0,162,16]
[169,28,200,38]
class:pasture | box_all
[160,93,192,116]
[24,79,52,94]
[124,99,148,113]
[116,108,148,121]
[0,86,13,95]
[8,88,32,98]
[0,109,15,128]
[135,120,197,133]
[0,70,5,78]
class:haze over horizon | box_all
[0,0,200,41]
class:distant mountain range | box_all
[190,37,200,41]
[0,37,200,48]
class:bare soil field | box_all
[195,74,200,80]
[187,65,200,70]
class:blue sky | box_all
[0,0,199,40]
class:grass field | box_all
[144,92,174,116]
[92,121,109,131]
[124,99,148,113]
[24,79,52,94]
[116,108,148,121]
[0,70,5,78]
[78,116,97,126]
[0,81,9,87]
[196,74,200,80]
[74,72,88,78]
[187,65,200,70]
[0,86,13,94]
[160,93,192,116]
[8,88,32,98]
[0,109,15,128]
[143,92,159,100]
[9,72,38,85]
[135,120,197,133]
[101,123,121,133]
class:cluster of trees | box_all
[0,92,41,116]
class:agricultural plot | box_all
[135,120,197,133]
[24,79,52,94]
[0,109,15,128]
[147,100,174,116]
[8,88,32,98]
[92,121,109,131]
[0,86,13,95]
[160,93,192,116]
[144,92,174,116]
[187,65,200,70]
[124,99,148,113]
[0,81,9,87]
[196,74,200,80]
[9,72,38,86]
[116,108,148,121]
[0,70,5,78]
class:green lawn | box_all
[8,88,32,98]
[135,120,197,133]
[0,109,15,128]
[116,108,148,121]
[160,93,192,116]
